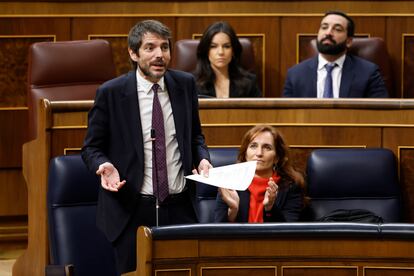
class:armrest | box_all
[151,222,381,240]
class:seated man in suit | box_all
[283,11,388,98]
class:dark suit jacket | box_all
[81,69,210,242]
[214,180,304,223]
[283,54,388,98]
[198,72,262,98]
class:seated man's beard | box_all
[317,39,347,55]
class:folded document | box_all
[185,161,257,191]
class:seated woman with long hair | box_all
[195,21,261,98]
[215,125,305,222]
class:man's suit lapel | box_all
[164,71,185,156]
[339,55,353,98]
[120,71,144,158]
[308,57,319,97]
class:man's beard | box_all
[138,60,167,81]
[317,37,348,55]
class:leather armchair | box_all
[306,148,402,222]
[304,37,393,96]
[170,38,256,74]
[47,155,117,276]
[196,147,239,223]
[27,39,116,140]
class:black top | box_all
[197,72,262,98]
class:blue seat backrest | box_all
[47,155,117,276]
[196,147,239,223]
[306,148,402,222]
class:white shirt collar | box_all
[318,53,346,71]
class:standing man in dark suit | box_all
[81,20,212,275]
[283,11,388,98]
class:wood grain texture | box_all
[138,225,414,276]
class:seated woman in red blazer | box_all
[214,125,305,222]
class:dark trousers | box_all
[112,190,197,275]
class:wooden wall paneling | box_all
[199,105,411,125]
[50,107,89,157]
[155,269,191,276]
[385,17,412,99]
[50,129,86,158]
[282,267,357,276]
[0,108,27,167]
[399,146,414,221]
[0,19,68,226]
[0,108,28,254]
[201,266,277,276]
[351,16,386,37]
[349,17,390,96]
[202,124,379,176]
[90,34,130,76]
[277,126,380,147]
[0,35,54,107]
[201,125,380,147]
[0,170,27,216]
[6,1,414,15]
[0,17,71,231]
[71,17,176,77]
[402,33,414,98]
[0,109,28,217]
[279,126,379,175]
[364,267,414,276]
[0,18,70,38]
[0,18,70,107]
[175,16,279,97]
[279,16,322,95]
[202,125,249,146]
[0,215,27,252]
[382,127,414,222]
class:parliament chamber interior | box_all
[3,0,414,275]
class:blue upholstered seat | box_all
[196,147,239,223]
[306,148,402,222]
[47,148,239,274]
[47,155,117,276]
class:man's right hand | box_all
[96,162,126,192]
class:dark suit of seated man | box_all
[283,11,388,98]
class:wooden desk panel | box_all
[203,125,381,147]
[0,108,27,167]
[13,98,414,276]
[0,109,28,219]
[137,225,414,276]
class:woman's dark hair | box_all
[194,21,251,97]
[238,125,305,190]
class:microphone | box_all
[151,128,160,226]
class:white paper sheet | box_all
[185,161,257,191]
